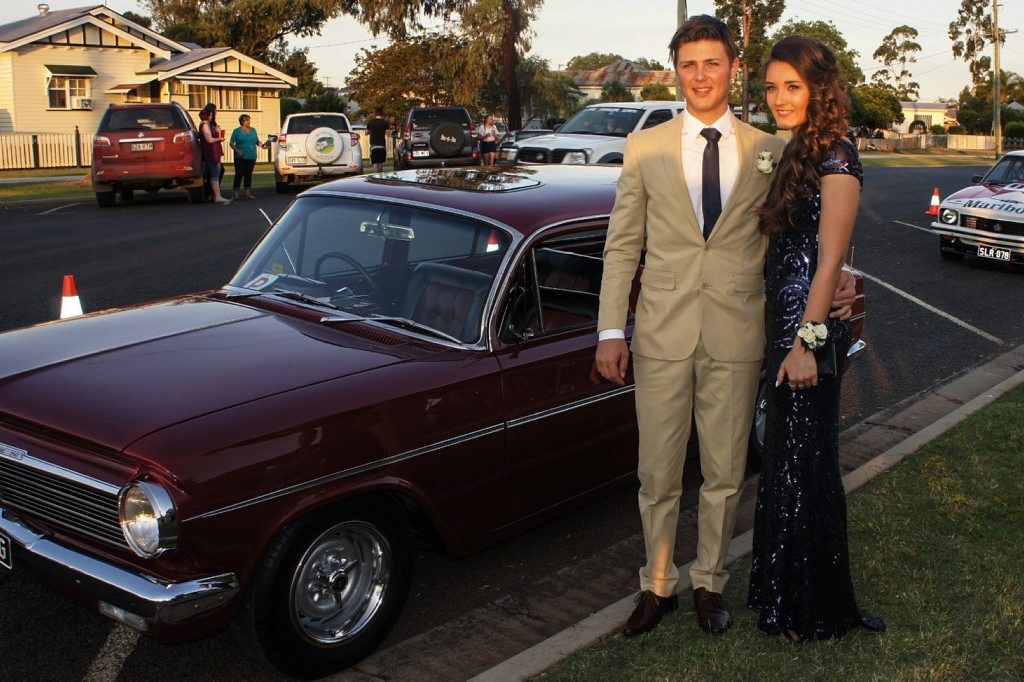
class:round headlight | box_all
[119,482,177,558]
[939,208,958,225]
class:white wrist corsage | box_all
[755,150,775,174]
[796,321,828,350]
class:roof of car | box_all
[306,165,620,237]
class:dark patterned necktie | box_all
[700,127,722,240]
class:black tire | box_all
[275,174,290,193]
[95,191,115,208]
[939,237,964,260]
[119,188,134,202]
[185,187,204,204]
[747,378,768,471]
[430,122,464,158]
[236,499,413,679]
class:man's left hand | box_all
[829,269,856,320]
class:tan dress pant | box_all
[633,336,760,597]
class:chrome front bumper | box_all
[0,507,238,629]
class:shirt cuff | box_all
[598,329,625,341]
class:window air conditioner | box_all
[73,97,93,110]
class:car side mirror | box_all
[971,174,982,183]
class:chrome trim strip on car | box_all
[190,423,507,521]
[0,508,239,626]
[930,225,1024,250]
[194,383,634,521]
[0,447,120,495]
[506,385,635,429]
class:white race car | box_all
[931,150,1024,264]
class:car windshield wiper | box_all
[321,314,463,344]
[269,288,341,311]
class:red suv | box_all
[91,102,204,207]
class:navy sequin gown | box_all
[747,138,881,641]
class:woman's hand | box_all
[776,344,818,390]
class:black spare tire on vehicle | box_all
[430,122,464,157]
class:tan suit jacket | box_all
[598,114,787,361]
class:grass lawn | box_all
[539,383,1024,680]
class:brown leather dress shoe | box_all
[624,590,678,637]
[693,587,732,635]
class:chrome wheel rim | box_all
[289,520,391,646]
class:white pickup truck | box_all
[500,101,685,165]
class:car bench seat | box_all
[400,262,492,343]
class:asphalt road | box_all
[2,166,1024,680]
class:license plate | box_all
[287,156,307,164]
[977,245,1011,261]
[413,150,429,158]
[130,142,153,152]
[0,532,11,570]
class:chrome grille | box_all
[962,215,1024,237]
[0,457,125,547]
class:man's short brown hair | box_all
[668,14,738,65]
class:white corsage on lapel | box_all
[755,150,775,174]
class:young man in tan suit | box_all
[596,15,852,637]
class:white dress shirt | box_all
[599,109,742,342]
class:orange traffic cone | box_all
[485,229,501,253]
[60,274,83,319]
[925,187,940,216]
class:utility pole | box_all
[740,0,751,122]
[676,0,687,102]
[994,0,1002,156]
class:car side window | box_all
[641,110,674,129]
[500,230,605,342]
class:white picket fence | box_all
[0,128,385,170]
[0,131,96,169]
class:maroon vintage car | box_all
[0,165,863,678]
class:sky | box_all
[4,0,1024,103]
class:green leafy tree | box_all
[640,83,673,101]
[480,56,578,126]
[345,38,454,119]
[715,0,786,117]
[265,46,321,99]
[121,10,153,28]
[1005,121,1024,139]
[632,57,666,70]
[304,89,348,113]
[600,81,634,102]
[849,86,904,130]
[949,0,999,86]
[769,19,865,87]
[566,53,625,70]
[872,25,922,101]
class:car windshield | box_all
[288,115,349,133]
[411,109,469,128]
[981,156,1024,185]
[557,108,642,137]
[229,195,511,344]
[102,108,183,131]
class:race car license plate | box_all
[977,245,1010,261]
[413,150,429,158]
[0,531,12,570]
[130,142,153,152]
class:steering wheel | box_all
[313,251,384,301]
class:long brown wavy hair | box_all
[759,35,849,236]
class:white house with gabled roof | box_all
[0,3,296,136]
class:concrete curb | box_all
[471,345,1024,682]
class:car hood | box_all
[518,132,619,149]
[941,182,1024,216]
[0,296,408,451]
